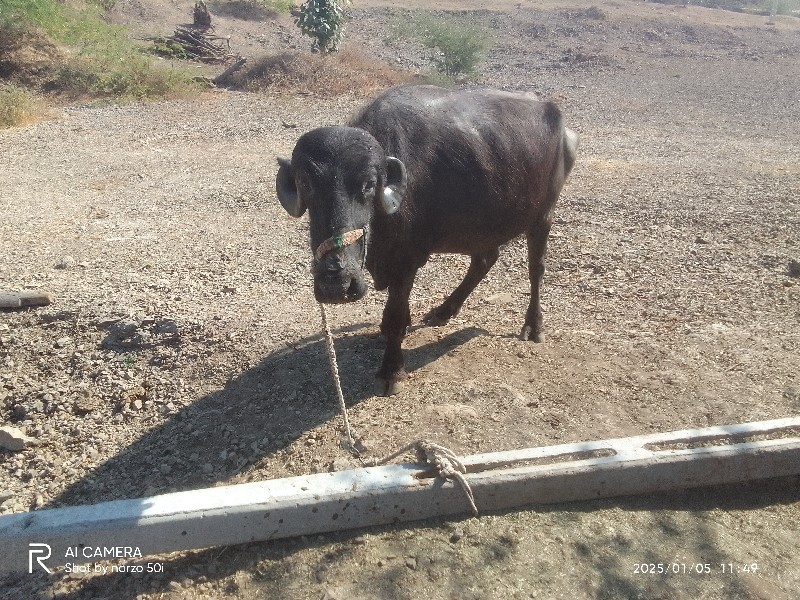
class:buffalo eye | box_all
[362,180,377,196]
[297,176,314,196]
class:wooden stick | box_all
[0,290,53,309]
[213,57,247,86]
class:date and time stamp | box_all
[633,562,760,576]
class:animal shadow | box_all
[49,325,488,509]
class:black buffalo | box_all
[276,85,579,395]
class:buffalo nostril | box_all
[346,277,366,300]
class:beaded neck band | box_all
[314,228,366,262]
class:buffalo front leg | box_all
[423,248,500,326]
[376,270,417,396]
[521,221,551,342]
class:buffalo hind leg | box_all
[423,248,500,326]
[521,221,551,342]
[376,269,417,396]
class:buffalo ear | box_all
[276,158,306,218]
[379,156,407,215]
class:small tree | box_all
[295,0,350,54]
[424,21,488,78]
[391,15,489,79]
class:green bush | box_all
[295,0,351,53]
[391,14,490,78]
[52,55,195,101]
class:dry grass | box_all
[0,24,62,88]
[0,82,45,128]
[0,3,197,105]
[227,47,412,97]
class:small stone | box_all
[405,557,417,570]
[55,337,73,349]
[55,255,76,269]
[788,260,800,278]
[72,398,94,416]
[330,458,354,472]
[694,236,709,244]
[449,528,464,543]
[12,405,27,421]
[485,292,514,304]
[202,463,214,475]
[0,426,38,451]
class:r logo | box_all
[28,543,52,574]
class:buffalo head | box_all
[276,126,407,304]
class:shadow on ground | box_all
[47,325,489,509]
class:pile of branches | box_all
[152,2,236,64]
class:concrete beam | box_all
[1,417,798,573]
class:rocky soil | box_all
[1,0,799,598]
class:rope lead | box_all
[319,303,479,515]
[319,303,359,455]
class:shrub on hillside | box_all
[390,14,490,79]
[0,82,42,128]
[0,0,197,102]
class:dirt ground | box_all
[1,0,799,598]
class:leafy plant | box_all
[295,0,351,54]
[391,14,489,78]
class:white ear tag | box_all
[381,187,402,215]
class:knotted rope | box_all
[368,439,478,516]
[319,304,479,516]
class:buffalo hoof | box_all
[375,371,408,396]
[520,325,544,343]
[423,306,454,327]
